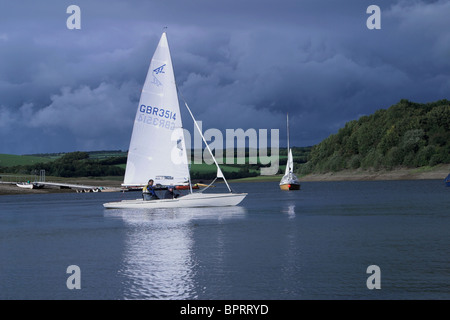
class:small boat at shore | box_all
[16,182,43,189]
[445,174,450,187]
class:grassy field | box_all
[228,175,283,182]
[0,151,128,168]
[113,163,255,172]
[0,154,53,167]
[86,151,127,159]
[190,163,259,173]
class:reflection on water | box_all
[105,206,246,299]
[283,204,296,219]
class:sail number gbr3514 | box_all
[137,104,176,130]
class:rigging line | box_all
[176,84,233,193]
[287,112,290,153]
[200,177,218,193]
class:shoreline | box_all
[1,165,448,195]
[0,178,123,196]
[230,164,450,183]
[300,164,450,182]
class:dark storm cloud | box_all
[0,0,448,154]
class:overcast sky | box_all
[0,0,449,155]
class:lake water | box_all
[0,180,449,300]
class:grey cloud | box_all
[0,0,448,154]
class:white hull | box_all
[16,183,42,189]
[16,183,33,189]
[279,174,300,186]
[103,192,247,209]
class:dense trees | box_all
[1,147,312,179]
[4,152,126,177]
[301,99,450,174]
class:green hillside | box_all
[0,152,125,178]
[301,99,450,174]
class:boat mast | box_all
[287,113,290,153]
[287,113,291,173]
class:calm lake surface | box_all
[0,180,449,300]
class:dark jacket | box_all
[164,189,179,199]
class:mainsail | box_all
[123,33,189,187]
[285,149,294,176]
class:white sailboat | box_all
[16,182,42,189]
[16,181,44,189]
[280,113,300,190]
[103,32,247,209]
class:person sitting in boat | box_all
[164,186,179,199]
[143,179,159,200]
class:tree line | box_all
[2,151,126,177]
